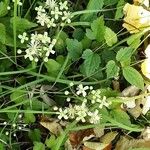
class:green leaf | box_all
[45,135,56,148]
[116,47,133,62]
[115,0,125,19]
[106,60,120,79]
[111,109,131,125]
[104,27,118,47]
[10,17,37,32]
[123,66,144,90]
[82,49,101,76]
[0,0,9,17]
[0,23,6,44]
[44,59,61,77]
[28,129,41,142]
[127,32,144,49]
[10,90,27,104]
[33,142,45,150]
[86,29,95,40]
[66,38,83,61]
[91,16,105,42]
[24,112,36,123]
[82,0,104,21]
[104,0,118,5]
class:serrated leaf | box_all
[116,47,133,62]
[0,0,9,17]
[82,49,101,76]
[0,23,6,44]
[106,60,120,78]
[104,27,118,46]
[66,38,83,61]
[91,16,105,42]
[10,17,37,32]
[111,109,131,125]
[33,142,45,150]
[115,0,125,19]
[123,66,144,90]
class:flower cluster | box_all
[12,0,22,6]
[35,0,72,28]
[54,84,111,124]
[2,114,27,137]
[17,32,56,62]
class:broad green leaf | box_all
[28,129,41,142]
[104,27,118,46]
[123,66,144,90]
[127,32,144,49]
[66,38,83,60]
[45,135,56,148]
[91,16,105,42]
[24,112,36,123]
[106,60,120,78]
[86,29,95,40]
[44,59,61,76]
[0,0,9,17]
[82,0,104,21]
[10,17,37,32]
[116,47,133,62]
[33,142,45,150]
[104,0,118,5]
[111,109,131,125]
[0,23,6,44]
[10,90,27,104]
[115,0,125,19]
[82,49,101,76]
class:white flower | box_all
[69,82,74,87]
[62,11,72,23]
[12,0,22,6]
[36,12,50,26]
[99,96,111,109]
[88,110,101,124]
[51,7,62,20]
[124,100,136,109]
[76,84,89,97]
[7,6,11,10]
[53,106,58,110]
[35,6,45,14]
[44,57,48,62]
[90,90,101,104]
[58,108,68,120]
[13,133,17,137]
[75,103,88,122]
[17,49,22,54]
[142,96,150,115]
[59,1,68,10]
[67,104,76,119]
[39,32,51,44]
[5,131,9,136]
[45,0,57,9]
[145,44,150,59]
[3,122,7,125]
[46,18,56,28]
[18,32,28,43]
[66,97,71,102]
[12,123,17,128]
[64,91,69,95]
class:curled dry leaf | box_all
[115,135,150,150]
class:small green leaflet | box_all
[106,60,120,79]
[33,142,45,150]
[123,66,144,90]
[66,38,83,61]
[116,47,133,62]
[91,16,105,42]
[104,27,118,47]
[82,49,101,76]
[115,0,125,19]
